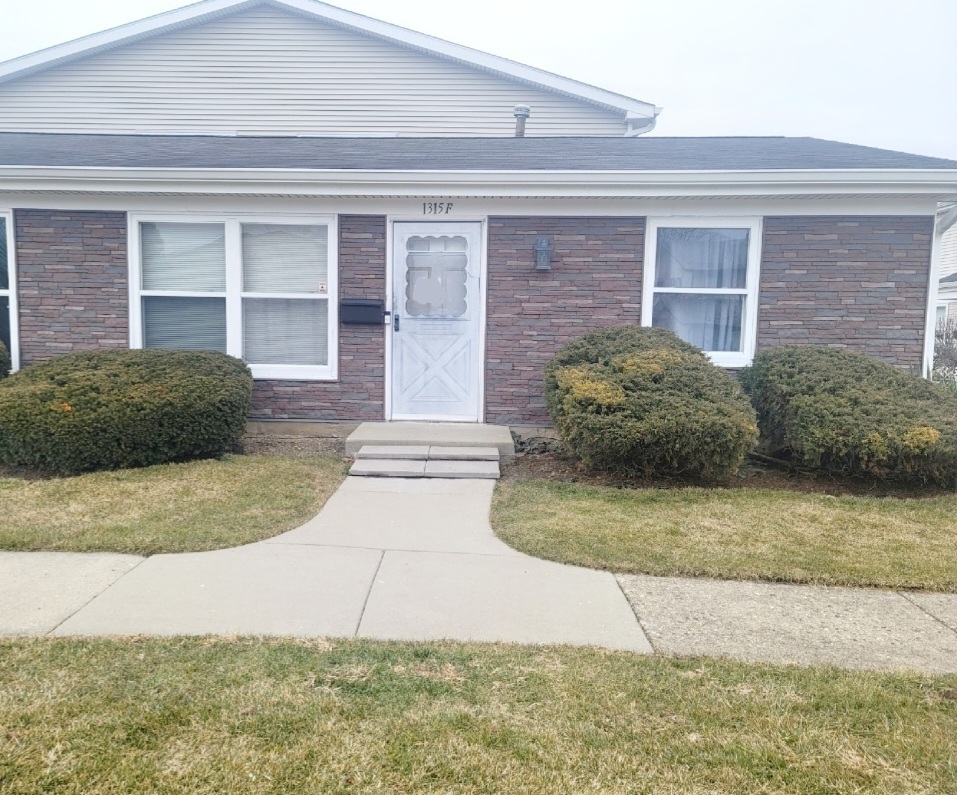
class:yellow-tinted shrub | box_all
[544,327,757,479]
[740,346,957,484]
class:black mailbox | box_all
[340,298,385,325]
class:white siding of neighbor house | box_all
[940,223,957,280]
[0,7,626,136]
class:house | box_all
[0,0,955,430]
[936,206,957,325]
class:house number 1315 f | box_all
[422,202,453,214]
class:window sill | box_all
[250,364,337,381]
[705,351,753,369]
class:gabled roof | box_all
[0,132,955,171]
[0,0,659,125]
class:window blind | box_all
[143,296,227,353]
[243,298,328,365]
[242,224,328,293]
[142,222,226,291]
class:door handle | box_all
[394,314,400,332]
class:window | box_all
[130,215,337,380]
[0,213,18,372]
[642,218,762,367]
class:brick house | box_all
[0,0,955,429]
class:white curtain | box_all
[653,294,743,352]
[653,227,748,351]
[655,228,748,289]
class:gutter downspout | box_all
[922,203,957,376]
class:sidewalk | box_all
[2,475,956,673]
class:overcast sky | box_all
[2,0,955,159]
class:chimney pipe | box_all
[513,104,531,137]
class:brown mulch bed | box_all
[502,449,955,499]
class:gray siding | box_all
[0,7,625,137]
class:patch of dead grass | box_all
[0,454,347,555]
[492,480,957,591]
[1,637,955,795]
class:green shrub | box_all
[544,326,758,479]
[0,340,9,380]
[740,346,957,484]
[0,349,252,475]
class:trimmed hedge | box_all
[740,346,957,484]
[544,326,758,479]
[0,340,9,380]
[0,349,252,475]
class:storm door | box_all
[390,223,483,421]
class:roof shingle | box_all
[0,133,955,171]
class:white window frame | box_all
[0,211,19,373]
[129,213,338,381]
[641,217,763,368]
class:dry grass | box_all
[0,454,347,555]
[0,639,957,795]
[492,480,957,591]
[1,637,955,794]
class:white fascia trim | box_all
[0,167,954,199]
[0,0,658,121]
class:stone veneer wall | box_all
[250,215,387,421]
[10,211,933,423]
[758,216,934,368]
[15,209,128,365]
[484,217,644,425]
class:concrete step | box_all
[350,457,500,479]
[345,422,514,461]
[355,445,500,462]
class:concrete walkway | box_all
[2,475,956,673]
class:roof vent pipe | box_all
[513,105,531,137]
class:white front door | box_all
[390,222,484,421]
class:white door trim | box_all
[385,217,487,422]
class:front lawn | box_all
[1,637,955,794]
[492,480,957,591]
[0,454,346,555]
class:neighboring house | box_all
[937,208,957,324]
[0,0,955,429]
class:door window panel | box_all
[404,236,468,318]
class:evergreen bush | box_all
[0,349,252,475]
[545,326,758,479]
[740,345,957,484]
